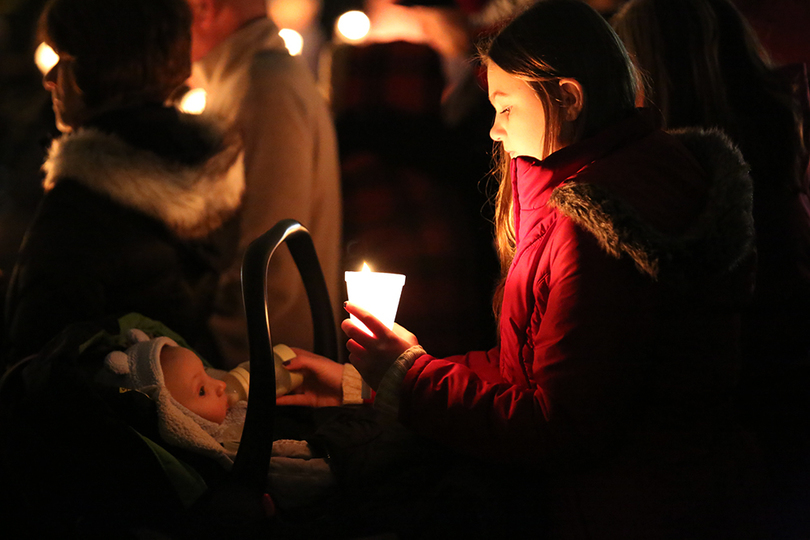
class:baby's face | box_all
[160,346,229,424]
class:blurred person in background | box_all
[187,0,342,367]
[731,0,810,67]
[3,0,242,367]
[613,0,810,534]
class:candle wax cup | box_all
[345,270,406,333]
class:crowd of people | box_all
[0,0,808,537]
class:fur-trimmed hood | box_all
[548,127,754,284]
[42,107,243,239]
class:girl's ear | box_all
[558,78,584,121]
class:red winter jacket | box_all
[398,112,763,536]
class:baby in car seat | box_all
[102,328,334,508]
[103,328,248,466]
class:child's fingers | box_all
[340,318,357,335]
[276,394,310,406]
[345,339,365,356]
[341,319,377,348]
[281,357,305,372]
[344,302,390,338]
[342,321,373,347]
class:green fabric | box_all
[77,312,210,366]
[136,429,209,508]
[73,313,213,507]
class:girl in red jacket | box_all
[283,0,767,535]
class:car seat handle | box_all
[231,218,338,490]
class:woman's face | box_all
[487,61,548,161]
[43,53,88,133]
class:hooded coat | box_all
[396,112,763,536]
[3,105,243,365]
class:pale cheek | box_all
[534,132,546,156]
[213,404,228,424]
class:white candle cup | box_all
[345,269,406,334]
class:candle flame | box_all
[361,262,372,272]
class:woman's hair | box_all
[479,0,638,319]
[612,0,805,192]
[38,0,192,109]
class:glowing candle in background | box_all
[178,87,207,115]
[279,28,304,56]
[336,10,371,43]
[34,42,59,75]
[345,262,405,334]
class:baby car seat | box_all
[0,219,337,539]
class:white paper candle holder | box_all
[345,264,405,334]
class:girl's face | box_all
[161,346,229,424]
[487,61,548,161]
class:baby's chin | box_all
[200,406,229,424]
[213,408,229,424]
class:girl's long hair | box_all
[480,0,638,320]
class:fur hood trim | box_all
[549,128,754,284]
[42,118,243,239]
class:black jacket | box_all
[3,105,243,366]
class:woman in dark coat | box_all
[2,0,243,366]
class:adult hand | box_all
[341,302,419,391]
[276,348,343,407]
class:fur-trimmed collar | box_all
[550,128,754,284]
[42,113,243,239]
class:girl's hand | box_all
[276,348,343,407]
[341,302,419,391]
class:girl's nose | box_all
[490,119,504,142]
[216,379,226,396]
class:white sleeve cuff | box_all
[341,363,365,405]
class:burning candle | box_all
[345,262,406,334]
